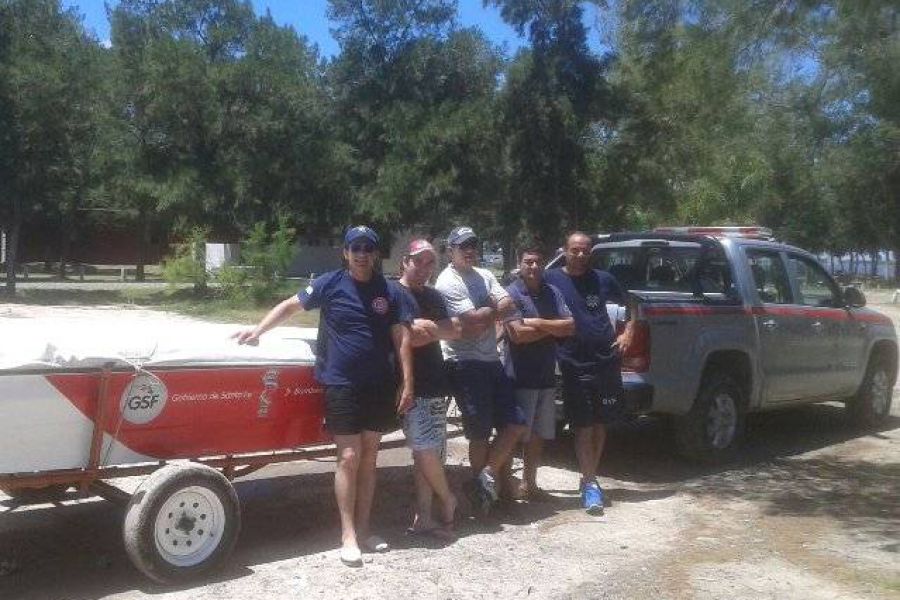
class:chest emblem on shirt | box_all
[585,294,601,310]
[371,296,389,315]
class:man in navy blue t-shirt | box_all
[396,239,461,540]
[503,245,574,500]
[234,225,413,567]
[543,232,634,516]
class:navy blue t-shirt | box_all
[504,278,571,389]
[396,283,451,398]
[543,268,625,372]
[298,270,411,387]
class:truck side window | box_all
[746,249,792,304]
[787,255,841,308]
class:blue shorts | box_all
[448,360,525,441]
[403,396,449,452]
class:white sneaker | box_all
[477,468,499,502]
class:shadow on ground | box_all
[0,403,896,599]
[543,402,899,547]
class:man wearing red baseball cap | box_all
[395,239,462,539]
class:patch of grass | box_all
[9,283,320,327]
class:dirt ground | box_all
[0,301,898,600]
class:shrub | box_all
[162,227,210,294]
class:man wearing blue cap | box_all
[436,226,527,513]
[235,225,413,566]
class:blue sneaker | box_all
[581,480,604,515]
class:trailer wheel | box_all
[123,463,240,584]
[675,371,746,463]
[846,353,894,428]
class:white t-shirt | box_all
[435,265,509,362]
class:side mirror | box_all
[843,286,866,308]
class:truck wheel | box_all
[675,371,746,463]
[123,463,241,584]
[847,354,894,427]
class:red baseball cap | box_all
[406,239,436,257]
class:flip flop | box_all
[361,534,390,553]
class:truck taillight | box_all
[618,320,650,373]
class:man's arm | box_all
[505,319,550,344]
[458,307,496,338]
[524,316,575,338]
[391,323,414,414]
[233,296,304,345]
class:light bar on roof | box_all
[653,226,774,239]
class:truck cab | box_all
[546,227,897,461]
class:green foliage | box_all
[162,227,210,292]
[215,218,295,304]
[4,0,900,284]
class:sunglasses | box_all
[348,242,376,254]
[453,239,479,250]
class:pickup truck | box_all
[546,227,897,462]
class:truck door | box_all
[745,248,811,404]
[785,253,862,397]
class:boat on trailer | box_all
[0,319,341,583]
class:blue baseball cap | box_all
[447,226,477,246]
[344,225,379,247]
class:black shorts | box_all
[324,381,398,435]
[561,360,625,428]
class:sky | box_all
[62,0,606,58]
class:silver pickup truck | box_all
[546,227,897,462]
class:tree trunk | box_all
[871,251,879,278]
[136,206,148,282]
[4,197,21,297]
[57,204,76,280]
[894,247,900,283]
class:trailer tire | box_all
[846,353,894,428]
[123,463,240,584]
[675,371,746,463]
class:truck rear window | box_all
[592,245,736,300]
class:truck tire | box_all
[123,463,241,584]
[675,371,746,463]
[846,353,894,428]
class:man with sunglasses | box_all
[234,225,413,567]
[435,226,527,512]
[543,232,633,515]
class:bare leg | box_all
[354,430,383,541]
[523,435,545,492]
[414,449,457,526]
[468,439,490,475]
[486,425,527,474]
[574,426,596,483]
[590,423,607,477]
[333,434,362,551]
[411,464,434,530]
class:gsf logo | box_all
[120,374,168,424]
